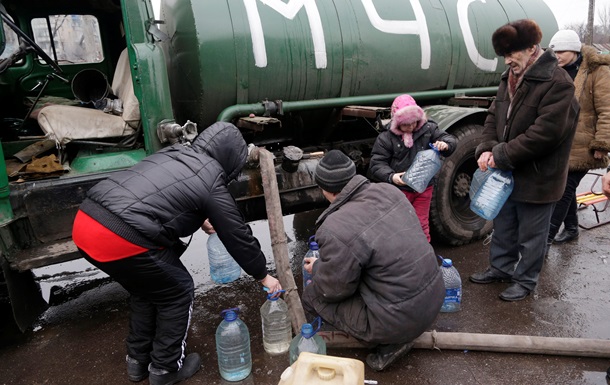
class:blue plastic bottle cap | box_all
[301,323,314,338]
[224,310,237,322]
[442,259,453,267]
[267,294,279,301]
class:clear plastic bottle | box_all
[302,236,319,289]
[207,233,242,284]
[469,168,514,220]
[288,317,326,365]
[439,258,462,313]
[216,308,252,381]
[401,144,442,193]
[261,290,292,355]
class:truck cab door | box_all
[121,0,174,154]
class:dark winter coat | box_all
[476,48,579,203]
[568,45,610,171]
[80,122,268,280]
[367,121,457,191]
[302,175,445,344]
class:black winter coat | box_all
[476,49,579,203]
[80,122,268,280]
[368,121,457,191]
[303,175,445,344]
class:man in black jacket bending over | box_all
[72,122,281,385]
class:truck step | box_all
[10,239,80,272]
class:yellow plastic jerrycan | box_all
[278,352,364,385]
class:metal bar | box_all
[217,87,499,122]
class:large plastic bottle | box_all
[260,290,292,355]
[302,236,319,289]
[439,258,462,313]
[401,144,442,193]
[207,233,242,284]
[215,308,252,381]
[469,168,514,220]
[289,317,326,365]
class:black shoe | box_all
[606,366,609,380]
[126,355,149,382]
[499,283,531,301]
[554,226,579,244]
[366,342,413,371]
[149,353,201,385]
[469,268,511,284]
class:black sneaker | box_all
[365,342,413,371]
[126,355,149,382]
[149,353,201,385]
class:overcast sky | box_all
[544,0,610,28]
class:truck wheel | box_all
[430,123,492,245]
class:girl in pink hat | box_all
[368,94,457,241]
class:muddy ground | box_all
[1,179,610,385]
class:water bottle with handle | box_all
[207,233,242,284]
[216,307,252,381]
[469,168,514,220]
[260,290,292,355]
[401,143,443,193]
[303,236,319,289]
[438,256,462,313]
[289,316,326,365]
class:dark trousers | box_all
[80,242,193,372]
[489,198,554,290]
[548,170,588,240]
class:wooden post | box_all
[255,147,307,334]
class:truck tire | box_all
[430,123,492,245]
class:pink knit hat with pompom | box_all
[390,94,426,148]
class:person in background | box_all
[72,122,281,385]
[545,29,610,247]
[303,150,445,371]
[469,19,579,301]
[368,94,457,242]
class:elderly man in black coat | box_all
[303,150,445,371]
[469,19,579,301]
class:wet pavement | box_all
[1,176,610,385]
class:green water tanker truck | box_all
[0,0,558,329]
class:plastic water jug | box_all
[439,257,462,313]
[303,236,319,289]
[216,308,252,381]
[288,317,326,365]
[469,168,514,220]
[207,233,241,284]
[261,290,292,355]
[401,144,442,193]
[278,352,365,385]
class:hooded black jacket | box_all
[80,122,268,280]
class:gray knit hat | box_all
[315,150,356,193]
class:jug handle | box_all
[312,316,322,334]
[220,307,240,317]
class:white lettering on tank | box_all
[243,0,327,69]
[361,0,431,70]
[457,0,497,71]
